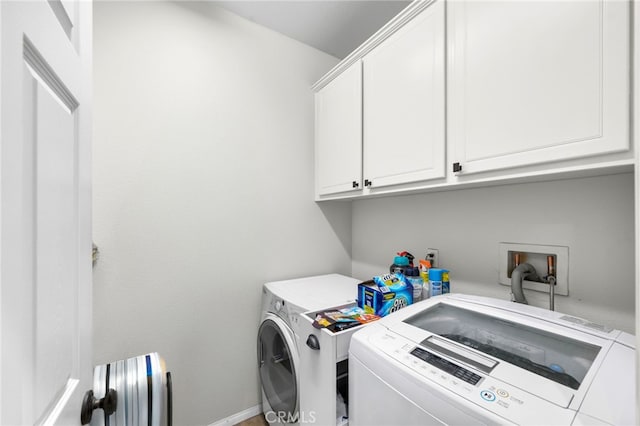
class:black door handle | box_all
[80,388,117,425]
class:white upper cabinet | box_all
[363,0,445,189]
[313,0,632,200]
[448,0,630,175]
[315,61,362,196]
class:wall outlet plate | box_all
[426,248,439,268]
[498,243,569,296]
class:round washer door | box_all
[257,314,298,418]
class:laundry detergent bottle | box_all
[389,255,410,275]
[405,267,423,302]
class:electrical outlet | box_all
[425,248,439,268]
[498,243,569,296]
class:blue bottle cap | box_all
[428,268,448,281]
[393,256,410,266]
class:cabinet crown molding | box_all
[312,0,437,92]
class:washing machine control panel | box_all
[369,329,575,425]
[270,298,290,324]
[410,347,482,386]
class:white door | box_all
[1,1,92,425]
[362,0,445,189]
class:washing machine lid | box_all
[264,274,359,312]
[258,315,298,418]
[372,294,625,410]
[403,303,600,390]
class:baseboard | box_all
[209,404,263,426]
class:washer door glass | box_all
[258,317,297,417]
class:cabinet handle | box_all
[453,162,462,173]
[364,179,372,187]
[352,181,359,188]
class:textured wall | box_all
[93,2,347,424]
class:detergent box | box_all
[357,273,413,317]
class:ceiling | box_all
[213,1,411,59]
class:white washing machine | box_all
[257,274,360,424]
[349,293,636,426]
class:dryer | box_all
[258,274,359,424]
[349,293,636,426]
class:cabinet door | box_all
[449,0,630,175]
[363,0,445,189]
[315,61,362,196]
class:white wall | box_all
[92,2,347,425]
[352,173,636,334]
[93,2,637,423]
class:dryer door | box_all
[258,314,298,417]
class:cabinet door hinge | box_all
[453,162,462,173]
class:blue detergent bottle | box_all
[390,255,410,275]
[405,267,423,302]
